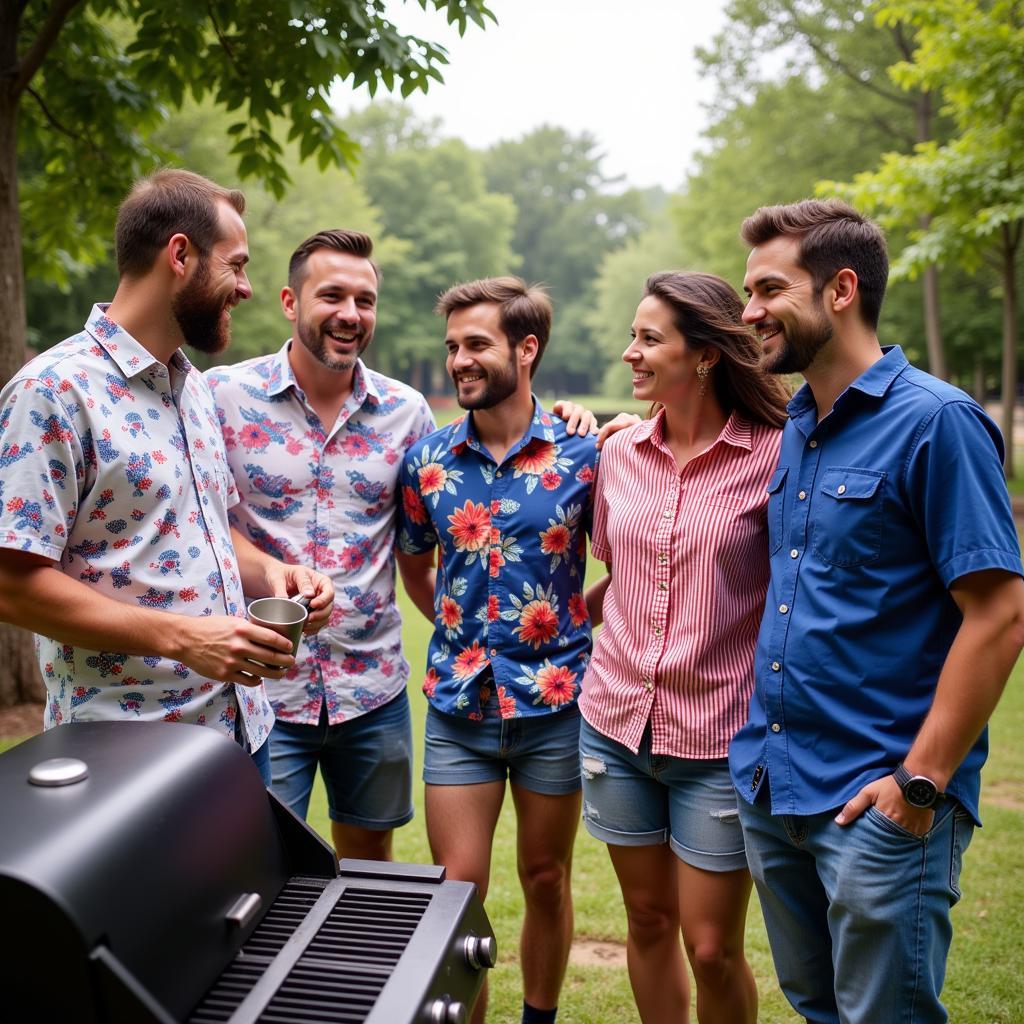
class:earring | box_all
[696,362,710,398]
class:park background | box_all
[2,0,1023,1019]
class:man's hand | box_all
[834,773,935,837]
[597,411,642,448]
[172,614,297,687]
[265,562,335,633]
[551,400,599,436]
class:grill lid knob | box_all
[464,934,497,970]
[28,757,89,787]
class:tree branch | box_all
[25,85,95,149]
[12,0,84,98]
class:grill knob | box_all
[428,998,467,1024]
[464,934,497,970]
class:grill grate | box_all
[189,882,432,1024]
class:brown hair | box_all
[288,228,380,291]
[740,199,889,329]
[643,271,791,429]
[115,169,245,278]
[435,276,552,379]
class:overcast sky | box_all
[336,0,730,192]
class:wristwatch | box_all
[893,762,943,809]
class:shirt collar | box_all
[788,344,908,422]
[632,407,754,453]
[272,345,381,410]
[85,303,189,379]
[450,396,555,455]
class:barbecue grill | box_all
[0,721,494,1023]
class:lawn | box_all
[3,568,1022,1021]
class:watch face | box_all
[905,777,938,807]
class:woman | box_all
[579,271,790,1023]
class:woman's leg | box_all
[676,860,756,1024]
[607,842,691,1024]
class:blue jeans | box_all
[269,690,414,829]
[737,793,974,1024]
[579,718,747,872]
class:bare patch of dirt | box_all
[0,703,44,740]
[569,938,628,967]
[983,778,1024,812]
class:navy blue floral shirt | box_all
[398,401,598,720]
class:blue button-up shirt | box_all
[730,347,1022,823]
[398,400,598,720]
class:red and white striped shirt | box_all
[579,410,782,758]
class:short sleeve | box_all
[397,446,440,554]
[0,377,82,560]
[589,446,612,563]
[904,400,1022,587]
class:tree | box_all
[483,126,654,394]
[827,0,1024,473]
[1,0,493,706]
[697,0,948,377]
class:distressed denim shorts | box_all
[579,716,747,872]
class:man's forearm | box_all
[905,572,1024,788]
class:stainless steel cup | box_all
[246,597,309,658]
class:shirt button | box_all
[657,581,668,591]
[779,604,788,614]
[489,648,497,656]
[798,490,807,500]
[653,626,663,637]
[790,549,799,558]
[771,723,781,733]
[658,553,668,563]
[837,484,846,495]
[771,661,781,671]
[496,471,502,477]
[662,509,672,519]
[809,440,818,448]
[642,677,653,691]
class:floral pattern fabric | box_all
[398,400,598,720]
[207,345,435,725]
[0,305,274,747]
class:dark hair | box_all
[643,271,791,429]
[435,276,552,379]
[115,169,245,278]
[288,229,380,291]
[740,198,889,329]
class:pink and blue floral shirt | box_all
[398,401,598,720]
[0,305,274,747]
[206,346,435,725]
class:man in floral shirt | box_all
[398,277,598,1024]
[207,229,436,862]
[0,170,333,783]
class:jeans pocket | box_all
[864,805,926,842]
[948,806,974,903]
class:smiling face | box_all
[742,235,834,375]
[283,248,377,374]
[173,199,252,354]
[622,294,706,407]
[445,302,532,411]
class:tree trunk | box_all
[0,41,47,707]
[1000,225,1019,478]
[915,92,946,380]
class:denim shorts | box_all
[423,691,582,796]
[579,717,747,872]
[269,689,413,830]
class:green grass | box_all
[3,570,1022,1022]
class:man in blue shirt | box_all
[398,277,598,1024]
[730,199,1024,1023]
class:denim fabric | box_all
[269,690,413,828]
[423,689,581,796]
[738,793,974,1024]
[250,736,272,788]
[579,718,746,872]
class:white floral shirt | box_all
[0,305,274,748]
[207,345,435,725]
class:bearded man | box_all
[0,169,334,783]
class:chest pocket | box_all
[811,467,885,567]
[766,466,787,556]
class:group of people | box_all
[0,167,1021,1024]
